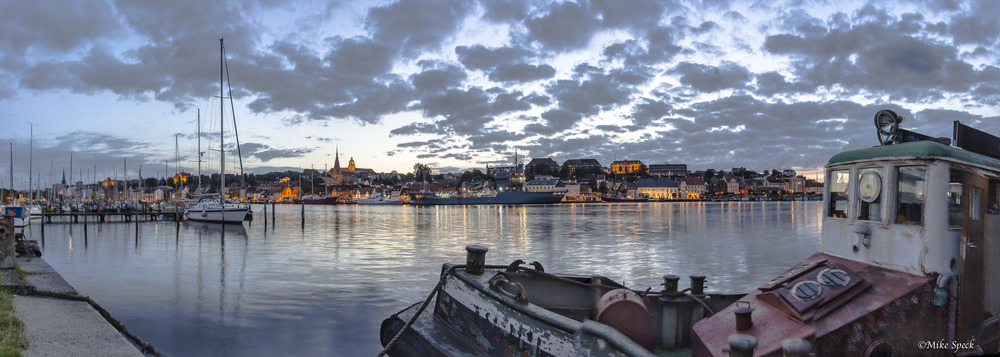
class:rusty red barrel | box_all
[596,288,654,351]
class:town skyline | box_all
[1,0,997,190]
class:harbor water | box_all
[23,201,821,356]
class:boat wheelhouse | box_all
[693,110,999,356]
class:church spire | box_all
[333,145,341,172]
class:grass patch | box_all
[0,266,30,357]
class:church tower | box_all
[330,146,343,181]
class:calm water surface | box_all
[25,201,821,356]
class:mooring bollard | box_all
[781,338,811,357]
[734,301,754,331]
[727,334,757,357]
[465,245,488,274]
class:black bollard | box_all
[465,245,488,275]
[301,202,305,229]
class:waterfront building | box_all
[804,180,824,194]
[648,163,688,178]
[525,179,563,193]
[609,159,643,175]
[561,158,602,173]
[636,178,679,199]
[680,177,706,199]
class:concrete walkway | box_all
[2,256,143,357]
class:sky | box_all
[1,0,998,189]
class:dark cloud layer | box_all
[2,0,998,177]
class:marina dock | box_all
[37,210,184,223]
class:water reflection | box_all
[26,201,821,356]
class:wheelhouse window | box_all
[857,168,882,221]
[828,169,850,218]
[896,166,926,225]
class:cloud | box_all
[366,0,475,56]
[672,62,751,93]
[239,142,313,162]
[2,0,998,175]
[488,63,556,83]
[455,45,533,71]
[762,7,989,102]
[525,1,601,51]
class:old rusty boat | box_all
[379,109,999,356]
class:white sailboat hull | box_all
[184,202,249,223]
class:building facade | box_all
[609,159,644,175]
[648,163,688,177]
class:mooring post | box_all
[271,202,276,226]
[727,334,757,357]
[301,201,305,229]
[781,338,812,357]
[465,245,488,275]
[263,203,268,230]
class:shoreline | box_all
[1,256,151,356]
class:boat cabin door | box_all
[954,169,995,343]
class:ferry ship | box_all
[379,110,999,356]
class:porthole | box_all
[791,280,822,301]
[818,268,850,288]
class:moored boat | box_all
[600,194,649,203]
[292,194,342,205]
[380,109,1000,356]
[182,38,250,224]
[357,192,404,205]
[410,189,564,205]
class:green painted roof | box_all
[827,141,1000,171]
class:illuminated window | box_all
[896,166,926,225]
[828,169,849,218]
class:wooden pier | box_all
[38,211,184,224]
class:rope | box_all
[376,264,464,357]
[15,287,165,357]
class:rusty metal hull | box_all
[691,252,991,356]
[382,264,657,356]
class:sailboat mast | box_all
[197,108,202,191]
[28,123,32,200]
[8,143,13,203]
[220,37,225,205]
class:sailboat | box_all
[185,38,250,224]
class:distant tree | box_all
[144,177,159,188]
[413,163,431,183]
[558,164,571,179]
[598,181,609,194]
[771,169,781,177]
[703,169,716,181]
[635,164,648,177]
